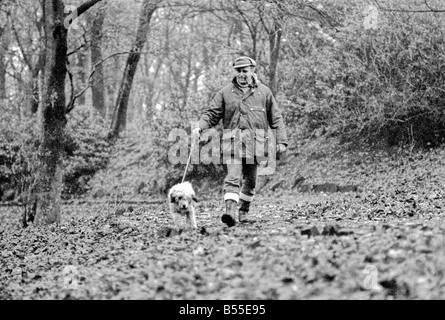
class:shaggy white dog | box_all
[167,182,198,229]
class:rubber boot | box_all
[238,199,251,223]
[222,200,237,227]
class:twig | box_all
[67,43,86,57]
[65,51,135,114]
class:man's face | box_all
[236,66,255,85]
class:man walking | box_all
[194,56,288,227]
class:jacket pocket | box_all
[247,105,267,129]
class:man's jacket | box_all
[198,76,288,161]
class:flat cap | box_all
[233,56,257,69]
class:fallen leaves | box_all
[1,181,445,299]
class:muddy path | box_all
[0,192,444,300]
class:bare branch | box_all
[256,4,271,34]
[311,9,338,30]
[67,43,86,57]
[230,0,259,35]
[75,0,104,18]
[66,51,134,114]
[373,0,445,13]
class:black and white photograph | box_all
[0,0,444,304]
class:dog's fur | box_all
[167,182,198,229]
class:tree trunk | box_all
[0,56,5,99]
[25,0,103,227]
[109,0,158,138]
[0,26,6,99]
[268,20,282,97]
[180,52,192,109]
[90,6,106,117]
[29,55,44,114]
[30,0,69,226]
[76,50,88,105]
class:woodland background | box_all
[1,0,445,300]
[2,0,445,212]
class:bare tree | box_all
[75,48,89,106]
[257,3,284,96]
[109,0,160,138]
[7,2,45,115]
[0,25,6,99]
[89,3,106,118]
[0,0,6,99]
[24,0,103,227]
